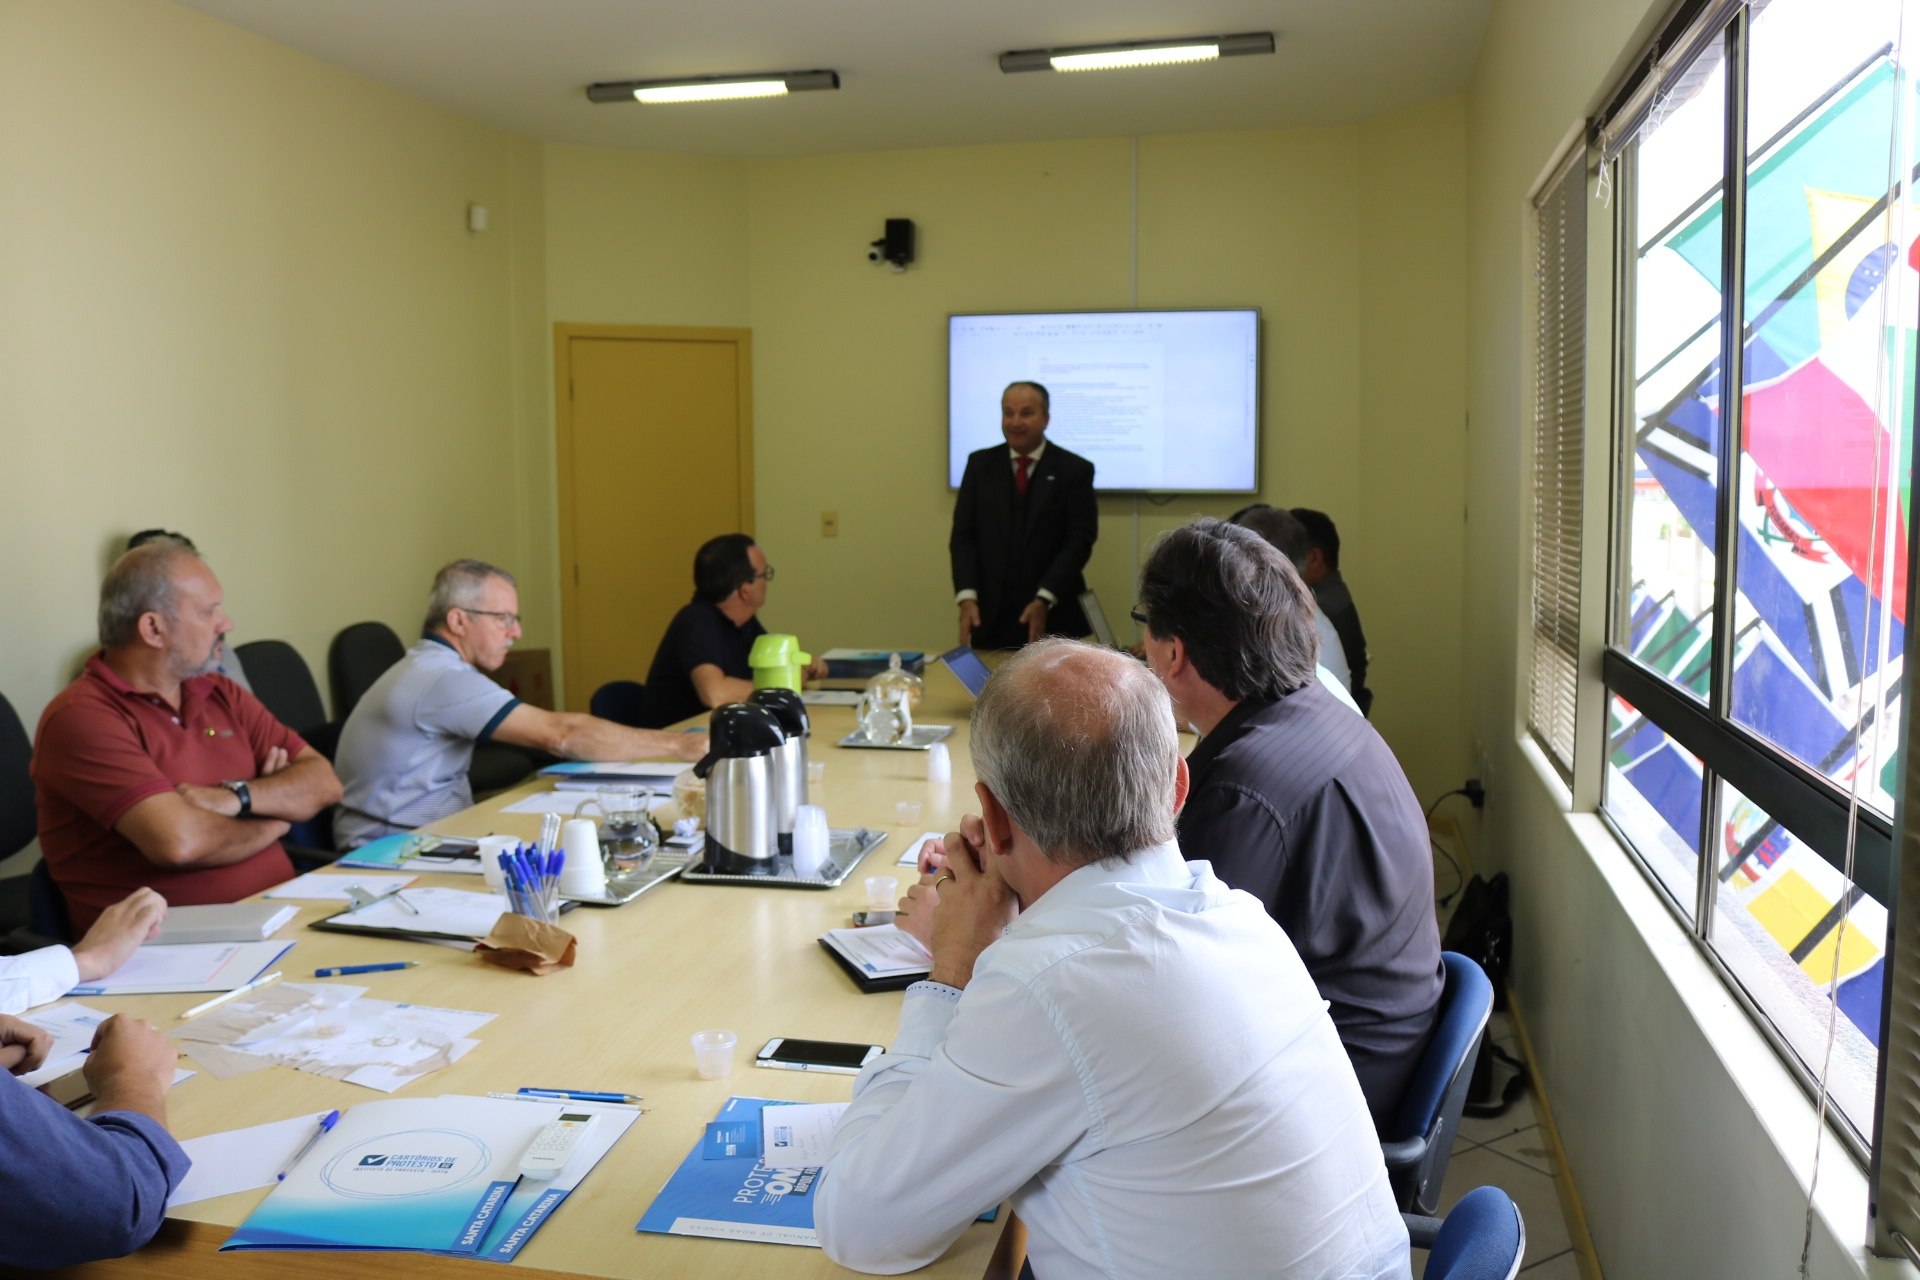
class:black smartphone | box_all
[851,910,895,927]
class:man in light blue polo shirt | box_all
[332,560,706,849]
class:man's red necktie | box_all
[1015,454,1032,496]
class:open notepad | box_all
[818,924,932,993]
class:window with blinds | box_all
[1527,157,1585,782]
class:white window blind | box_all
[1528,155,1586,781]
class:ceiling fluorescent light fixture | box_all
[586,70,840,105]
[999,33,1274,74]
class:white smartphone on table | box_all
[755,1037,884,1074]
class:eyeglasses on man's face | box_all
[459,607,521,627]
[1130,606,1149,627]
[753,565,777,583]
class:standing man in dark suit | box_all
[949,381,1098,649]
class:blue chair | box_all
[590,680,651,728]
[1406,1186,1525,1279]
[1381,951,1494,1214]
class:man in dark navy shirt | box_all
[1136,518,1440,1125]
[644,534,825,727]
[0,1011,189,1266]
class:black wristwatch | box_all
[221,779,253,818]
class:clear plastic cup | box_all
[691,1029,738,1080]
[311,995,353,1038]
[807,761,827,788]
[865,875,899,911]
[894,800,923,826]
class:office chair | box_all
[0,691,59,947]
[1382,951,1494,1214]
[1405,1186,1525,1279]
[233,639,335,748]
[230,639,344,866]
[0,693,34,866]
[328,621,406,721]
[590,680,650,728]
[26,860,71,944]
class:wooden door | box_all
[555,325,753,712]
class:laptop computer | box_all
[1079,589,1118,647]
[936,644,994,698]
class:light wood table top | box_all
[32,674,994,1280]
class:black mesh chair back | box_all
[232,640,328,737]
[0,693,36,861]
[590,680,651,728]
[330,621,406,721]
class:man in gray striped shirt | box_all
[333,560,706,849]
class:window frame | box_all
[1567,0,1918,1187]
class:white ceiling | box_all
[173,0,1493,157]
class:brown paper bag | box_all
[476,912,577,974]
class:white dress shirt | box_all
[817,841,1410,1279]
[0,946,79,1016]
[1315,606,1352,689]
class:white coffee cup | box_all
[477,835,518,891]
[558,818,608,897]
[791,804,831,878]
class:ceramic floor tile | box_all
[1456,1084,1537,1146]
[1432,1141,1571,1264]
[1486,1125,1557,1177]
[1520,1247,1582,1277]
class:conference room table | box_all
[35,671,1007,1280]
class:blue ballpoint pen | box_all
[502,857,528,917]
[517,1088,642,1105]
[278,1109,341,1180]
[314,961,418,977]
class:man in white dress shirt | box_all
[1,887,165,1014]
[816,639,1409,1279]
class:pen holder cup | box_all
[476,913,577,975]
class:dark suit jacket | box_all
[950,441,1098,645]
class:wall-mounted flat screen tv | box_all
[948,308,1260,494]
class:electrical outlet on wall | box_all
[821,511,839,538]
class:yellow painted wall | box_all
[0,0,550,732]
[730,114,1470,797]
[543,146,750,329]
[4,0,1471,806]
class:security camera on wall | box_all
[868,218,914,272]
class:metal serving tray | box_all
[835,725,955,751]
[678,827,887,889]
[562,849,697,907]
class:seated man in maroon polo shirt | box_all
[31,541,343,934]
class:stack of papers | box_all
[336,833,485,875]
[18,1002,196,1097]
[312,887,510,941]
[153,903,298,944]
[638,1097,834,1248]
[895,831,945,868]
[173,982,495,1093]
[264,871,417,901]
[499,790,676,815]
[538,761,690,792]
[70,940,292,996]
[222,1094,638,1258]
